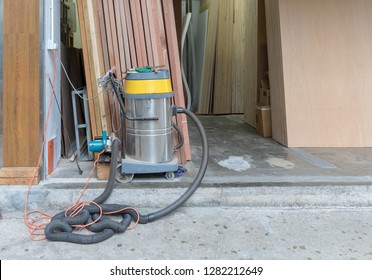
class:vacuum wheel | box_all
[116,164,134,183]
[165,171,175,180]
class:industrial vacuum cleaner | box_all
[117,68,180,181]
[45,67,209,244]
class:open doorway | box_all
[59,0,88,162]
[51,0,270,176]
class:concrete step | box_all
[1,178,372,213]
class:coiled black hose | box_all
[44,138,140,244]
[45,107,208,243]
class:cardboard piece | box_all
[255,104,272,137]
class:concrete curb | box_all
[1,181,372,213]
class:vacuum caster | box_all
[165,171,175,180]
[116,164,134,183]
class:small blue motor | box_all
[88,130,108,153]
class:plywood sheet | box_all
[194,10,208,113]
[243,0,268,128]
[266,0,372,147]
[3,0,40,167]
[212,0,234,114]
[233,0,255,115]
[265,0,287,145]
[197,0,219,114]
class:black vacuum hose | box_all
[93,138,120,204]
[45,107,208,243]
[144,107,209,223]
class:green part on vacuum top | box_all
[127,68,170,80]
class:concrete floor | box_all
[1,115,372,260]
[48,115,372,186]
[196,115,372,185]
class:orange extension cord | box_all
[23,50,58,240]
[23,50,139,241]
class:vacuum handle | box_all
[125,116,159,121]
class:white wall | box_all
[43,0,61,177]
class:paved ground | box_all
[1,115,372,260]
[1,204,372,260]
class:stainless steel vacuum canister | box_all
[123,70,174,163]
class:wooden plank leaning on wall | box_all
[78,0,191,164]
[197,0,220,114]
[243,0,268,128]
[77,0,113,139]
[76,0,100,138]
[162,0,191,162]
[1,0,40,184]
[212,0,234,114]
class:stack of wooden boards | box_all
[196,0,268,128]
[197,0,250,115]
[76,0,190,162]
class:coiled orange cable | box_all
[23,50,139,241]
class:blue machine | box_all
[88,130,107,153]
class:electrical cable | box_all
[24,50,58,241]
[60,60,105,101]
[97,69,124,133]
[25,53,141,242]
[109,91,122,133]
[44,106,208,243]
[48,77,73,149]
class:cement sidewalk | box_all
[1,183,372,260]
[1,203,372,260]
